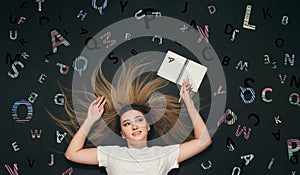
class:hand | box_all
[87,96,106,122]
[179,77,194,106]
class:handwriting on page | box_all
[168,57,175,63]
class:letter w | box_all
[31,129,42,139]
[5,164,18,175]
[235,125,252,140]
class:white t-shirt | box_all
[97,144,180,175]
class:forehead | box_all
[120,110,144,121]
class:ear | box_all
[120,132,126,139]
[147,124,150,131]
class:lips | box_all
[132,131,142,136]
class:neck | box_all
[127,140,148,148]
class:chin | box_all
[130,136,147,142]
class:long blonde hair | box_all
[51,59,195,146]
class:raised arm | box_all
[178,78,212,163]
[64,96,106,165]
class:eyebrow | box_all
[122,116,143,123]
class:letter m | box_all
[100,31,116,49]
[6,53,20,64]
[235,60,248,71]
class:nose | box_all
[131,123,138,130]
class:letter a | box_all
[51,30,70,53]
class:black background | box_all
[1,0,300,174]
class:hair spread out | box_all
[51,59,194,146]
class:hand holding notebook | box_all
[157,50,208,94]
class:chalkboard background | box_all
[1,0,299,174]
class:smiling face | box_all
[120,110,150,147]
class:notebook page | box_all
[157,51,187,83]
[178,59,207,92]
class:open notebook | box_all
[157,50,207,92]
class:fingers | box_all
[182,77,192,93]
[185,76,193,91]
[91,96,106,108]
[180,76,193,103]
[100,99,107,108]
[186,83,193,92]
[95,96,105,107]
[90,97,99,107]
[180,77,188,94]
[179,77,189,102]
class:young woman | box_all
[59,61,212,175]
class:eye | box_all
[123,122,130,127]
[136,118,144,123]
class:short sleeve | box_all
[97,146,118,167]
[163,144,180,171]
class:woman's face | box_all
[120,110,150,142]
